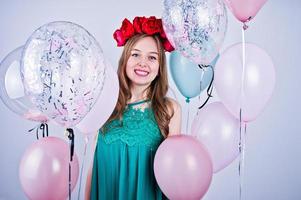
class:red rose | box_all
[160,30,167,39]
[113,16,175,52]
[113,29,126,46]
[142,16,161,35]
[133,16,147,33]
[120,18,135,39]
[159,20,167,39]
[162,39,175,52]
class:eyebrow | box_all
[132,49,159,55]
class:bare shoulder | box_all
[166,97,182,135]
[166,97,181,115]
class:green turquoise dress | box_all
[90,100,168,200]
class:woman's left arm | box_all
[168,98,182,135]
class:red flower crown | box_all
[113,16,174,52]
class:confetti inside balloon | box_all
[163,0,227,65]
[21,21,106,127]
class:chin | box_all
[131,80,152,87]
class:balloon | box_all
[214,43,276,122]
[169,51,218,101]
[162,0,227,65]
[19,136,79,200]
[223,0,268,23]
[154,135,213,200]
[191,102,240,173]
[76,59,119,135]
[21,21,107,127]
[0,46,48,122]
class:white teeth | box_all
[134,69,149,76]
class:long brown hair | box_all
[105,33,173,137]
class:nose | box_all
[138,56,148,67]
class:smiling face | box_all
[125,36,159,88]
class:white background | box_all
[0,0,300,199]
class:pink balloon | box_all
[191,102,240,173]
[214,43,276,122]
[223,0,268,22]
[76,60,119,135]
[19,137,79,200]
[154,135,213,200]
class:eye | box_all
[131,53,139,57]
[149,56,158,61]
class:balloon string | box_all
[238,25,247,200]
[238,109,247,200]
[186,102,190,134]
[77,135,89,200]
[69,163,71,200]
[66,128,75,200]
[199,67,205,92]
[239,109,242,200]
[241,27,246,95]
[28,123,49,139]
[198,65,214,110]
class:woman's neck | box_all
[129,84,150,103]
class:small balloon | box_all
[163,0,227,65]
[21,21,107,127]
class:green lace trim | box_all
[100,106,163,147]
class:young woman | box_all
[89,16,181,199]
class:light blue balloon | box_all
[169,51,219,102]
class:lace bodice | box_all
[99,100,163,148]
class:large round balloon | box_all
[21,21,106,127]
[191,102,240,173]
[154,135,213,200]
[163,0,227,65]
[0,46,48,122]
[19,136,79,200]
[214,43,276,122]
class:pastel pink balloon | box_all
[214,43,276,122]
[191,102,240,173]
[19,137,79,200]
[76,60,119,135]
[154,135,213,200]
[223,0,268,22]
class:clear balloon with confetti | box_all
[21,21,106,127]
[163,0,227,65]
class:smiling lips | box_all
[134,69,149,77]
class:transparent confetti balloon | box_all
[163,0,227,65]
[21,21,106,127]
